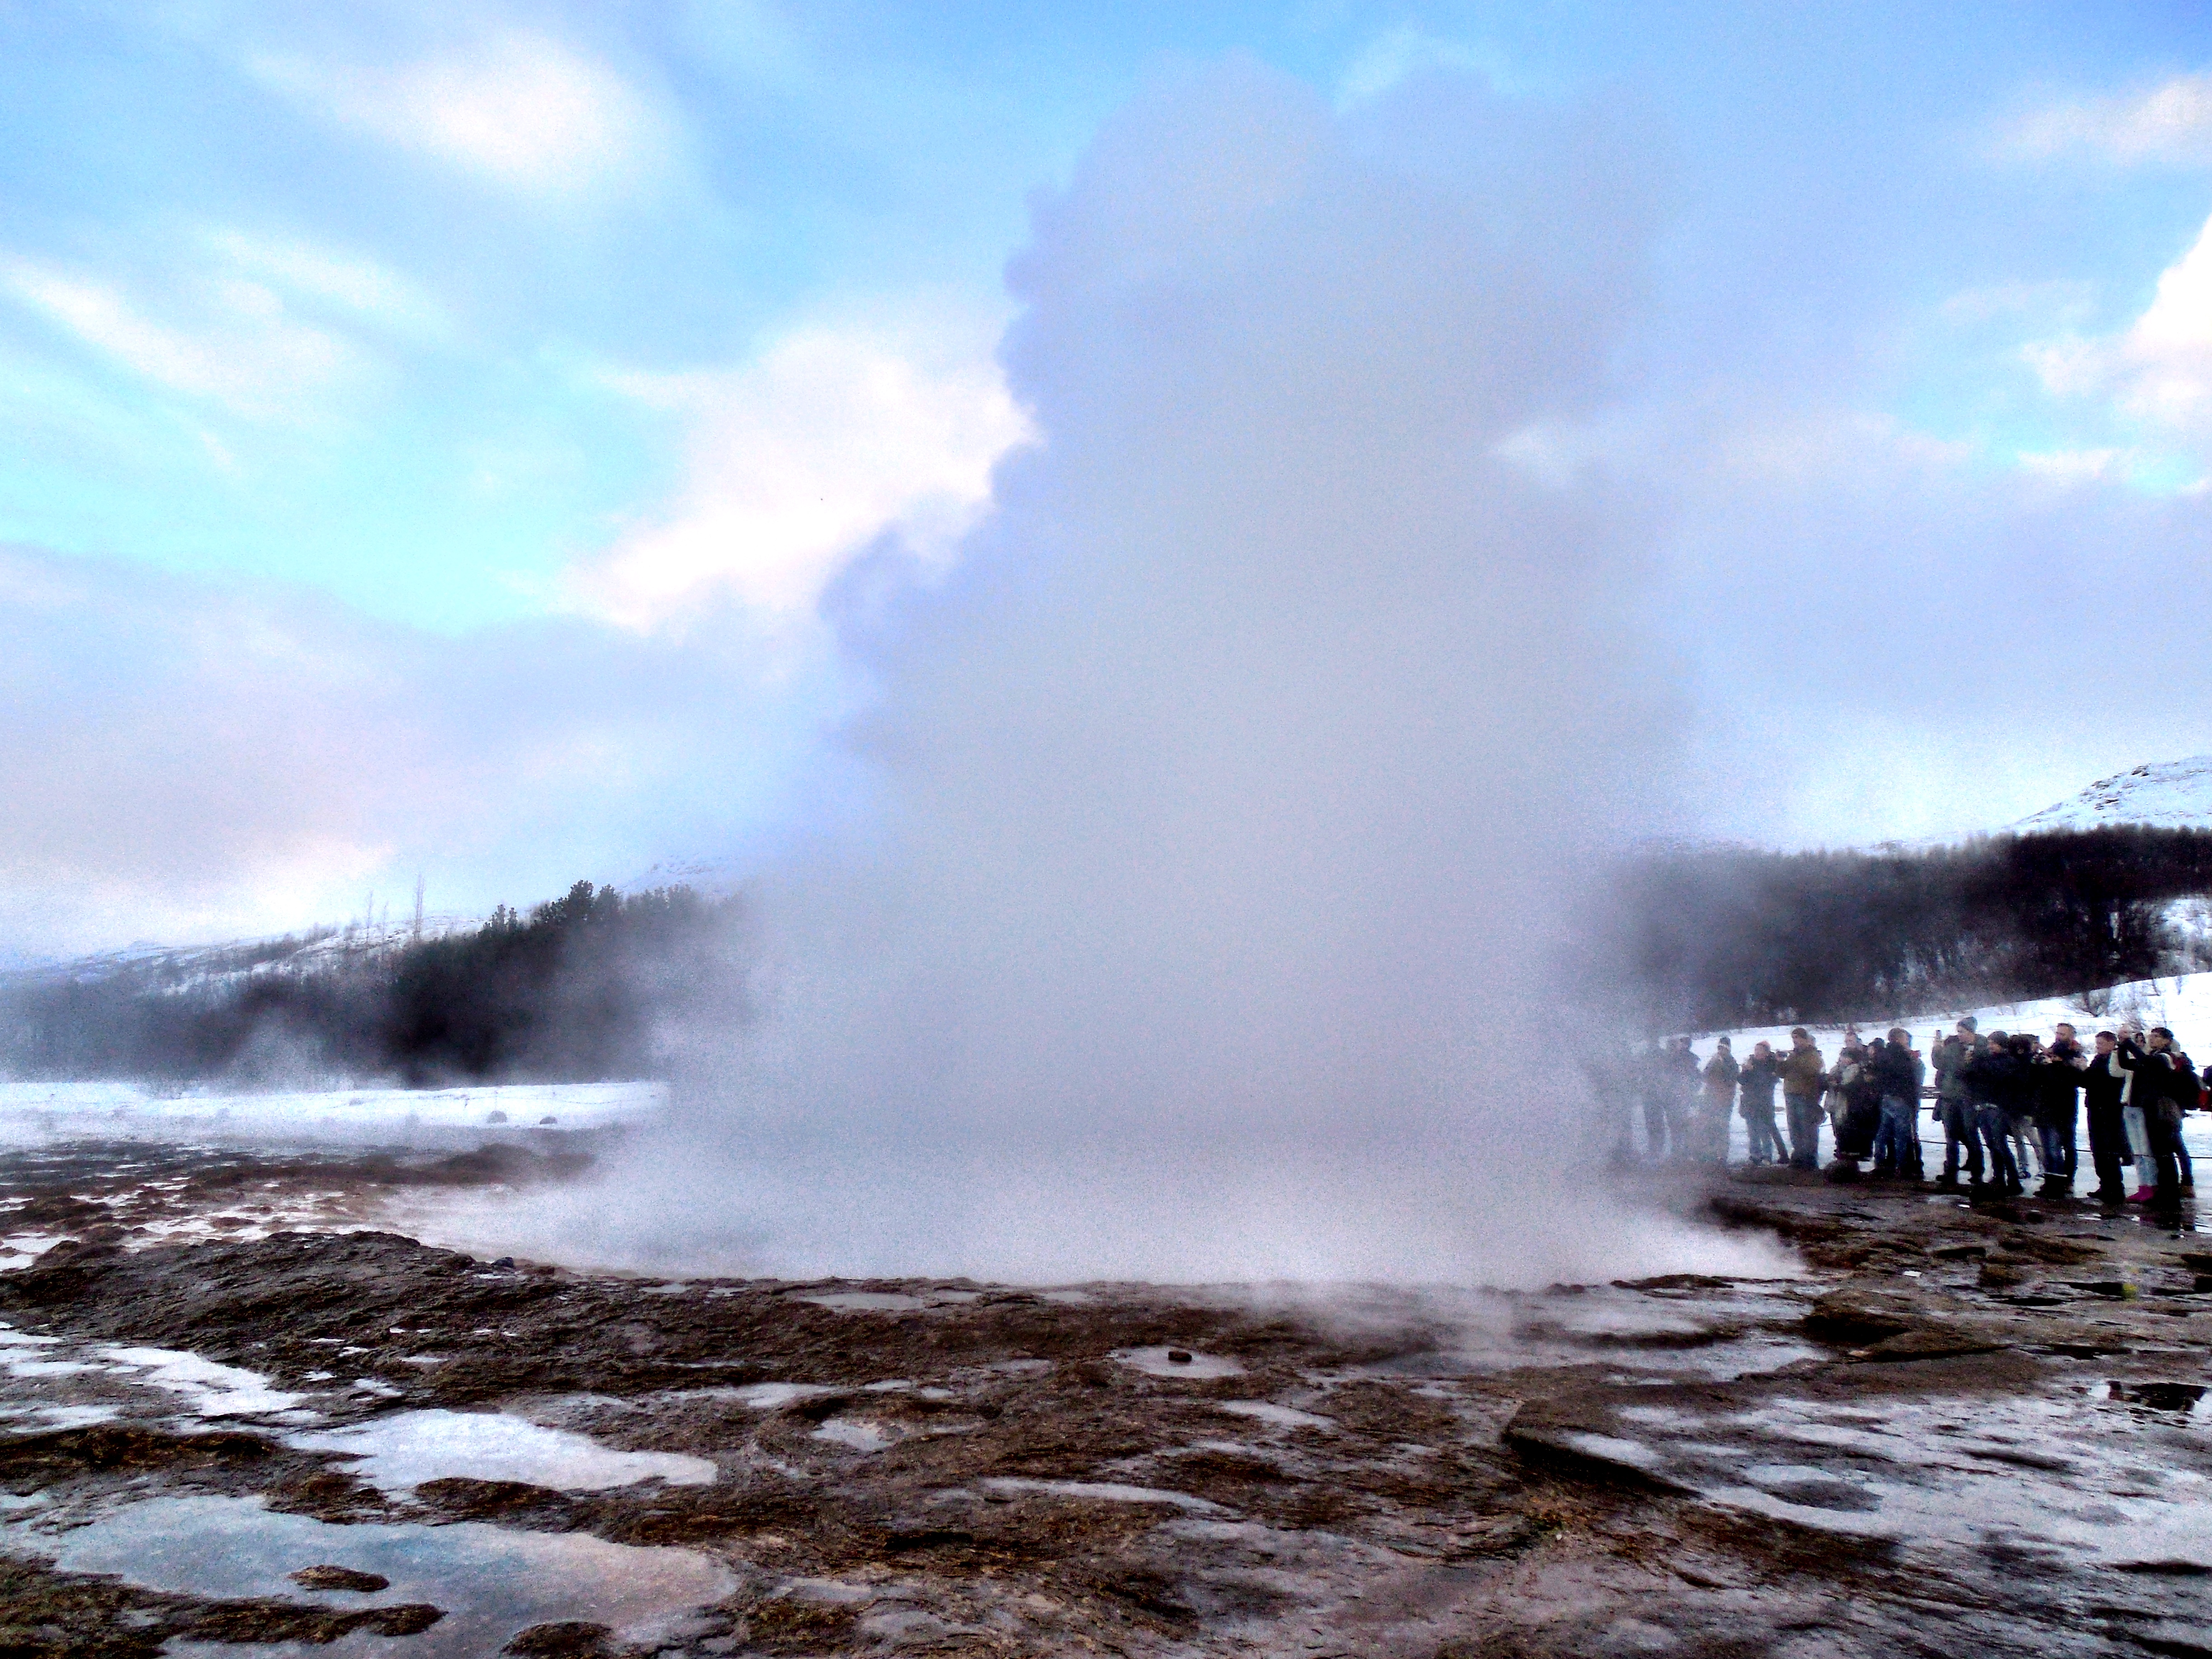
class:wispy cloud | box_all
[246,28,675,199]
[2009,72,2212,166]
[199,229,449,342]
[571,317,1032,629]
[1337,24,1508,108]
[0,255,368,422]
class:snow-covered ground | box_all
[2012,755,2212,834]
[1672,970,2212,1170]
[0,1080,668,1149]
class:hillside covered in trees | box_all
[1616,825,2212,1034]
[0,882,744,1087]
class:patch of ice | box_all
[286,1408,717,1494]
[1217,1400,1336,1431]
[799,1291,927,1312]
[0,1404,119,1430]
[97,1346,305,1418]
[720,1381,837,1410]
[1113,1346,1245,1379]
[979,1477,1227,1514]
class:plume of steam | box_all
[430,62,1783,1287]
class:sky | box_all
[6,0,2212,957]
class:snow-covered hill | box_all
[2013,756,2212,834]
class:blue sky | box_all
[7,1,2212,953]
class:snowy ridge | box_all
[2012,756,2212,834]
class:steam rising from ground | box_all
[439,64,1782,1286]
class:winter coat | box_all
[2036,1040,2086,1119]
[1701,1051,1740,1103]
[1844,1051,1885,1112]
[1932,1036,1972,1101]
[2117,1038,2191,1116]
[1779,1042,1826,1099]
[1869,1040,1918,1101]
[2083,1051,2128,1114]
[1963,1045,2028,1113]
[1737,1054,1782,1111]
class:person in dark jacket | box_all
[2033,1023,2086,1195]
[1962,1031,2024,1197]
[1832,1038,1884,1171]
[2083,1030,2131,1206]
[1869,1028,1922,1179]
[2119,1027,2191,1214]
[1931,1019,1981,1189]
[1738,1040,1785,1166]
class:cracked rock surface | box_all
[2,1143,2210,1655]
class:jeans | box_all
[1742,1101,1783,1164]
[1976,1104,2020,1190]
[1873,1094,1917,1172]
[2086,1102,2128,1200]
[1939,1098,1981,1183]
[2148,1106,2186,1211]
[1785,1095,1823,1168]
[2008,1118,2040,1179]
[2038,1101,2078,1185]
[2124,1104,2151,1187]
[1643,1096,1668,1160]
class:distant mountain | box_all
[2013,757,2212,835]
[619,855,745,899]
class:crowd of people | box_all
[1632,1019,2206,1213]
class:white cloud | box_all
[2027,211,2212,442]
[247,28,672,198]
[2011,72,2212,166]
[572,320,1033,628]
[200,229,448,341]
[2014,445,2128,484]
[0,255,367,421]
[1337,24,1507,108]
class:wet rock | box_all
[1926,1242,1987,1261]
[413,1475,574,1520]
[0,1553,442,1658]
[286,1563,389,1591]
[1802,1287,1920,1341]
[1854,1323,2008,1362]
[0,1424,275,1481]
[503,1620,617,1656]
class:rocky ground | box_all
[1,1143,2210,1657]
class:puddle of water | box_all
[98,1346,308,1419]
[8,1492,735,1657]
[285,1409,716,1494]
[812,1418,900,1453]
[0,1403,120,1430]
[1218,1401,1336,1431]
[800,1291,928,1312]
[1113,1347,1246,1379]
[1630,1390,2212,1579]
[711,1381,837,1410]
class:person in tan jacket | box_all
[1780,1027,1826,1170]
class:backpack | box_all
[2176,1052,2207,1112]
